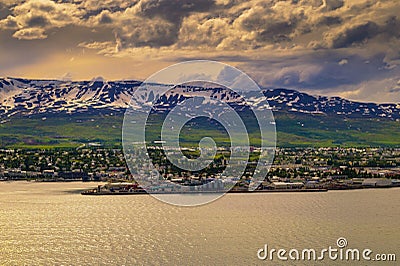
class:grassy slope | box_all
[275,112,400,147]
[0,113,123,148]
[0,111,399,148]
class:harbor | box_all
[81,178,400,195]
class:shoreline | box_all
[1,180,399,195]
[81,186,400,196]
[81,189,328,195]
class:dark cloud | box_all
[316,16,342,26]
[241,52,395,90]
[382,16,400,38]
[137,0,215,22]
[26,15,50,27]
[240,15,297,43]
[98,11,113,24]
[114,18,177,48]
[0,3,11,20]
[326,21,379,49]
[258,21,297,43]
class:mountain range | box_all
[0,77,399,148]
[1,77,400,120]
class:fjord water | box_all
[0,182,398,265]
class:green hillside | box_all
[0,111,399,148]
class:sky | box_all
[0,0,400,103]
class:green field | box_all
[0,113,123,148]
[0,111,399,148]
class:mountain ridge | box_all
[1,77,400,121]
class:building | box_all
[362,178,392,187]
[271,182,304,189]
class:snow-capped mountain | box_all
[0,77,141,118]
[1,77,400,120]
[256,89,400,119]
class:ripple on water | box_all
[0,182,399,265]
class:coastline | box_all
[1,180,399,195]
[80,186,400,196]
[81,189,328,195]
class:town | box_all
[1,147,400,191]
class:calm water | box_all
[0,182,399,265]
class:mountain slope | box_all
[0,77,399,148]
[1,77,400,120]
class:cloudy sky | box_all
[0,0,400,103]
